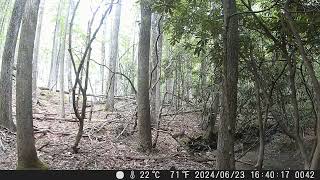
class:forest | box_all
[0,0,319,171]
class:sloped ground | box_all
[0,89,312,170]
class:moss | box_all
[16,158,48,170]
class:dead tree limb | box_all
[68,0,114,153]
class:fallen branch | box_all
[162,109,202,117]
[33,117,80,122]
[116,123,129,139]
[37,142,50,151]
[236,159,255,166]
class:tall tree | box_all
[0,0,27,131]
[101,19,107,94]
[217,0,239,170]
[47,0,63,90]
[105,0,121,111]
[283,0,320,169]
[150,13,163,125]
[137,0,152,152]
[0,0,13,55]
[32,0,45,100]
[66,0,75,101]
[59,0,71,118]
[16,0,46,169]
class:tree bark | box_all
[0,0,27,132]
[284,1,320,169]
[32,0,45,101]
[106,0,121,111]
[137,0,152,152]
[217,0,239,170]
[205,92,220,143]
[254,78,265,170]
[101,19,107,95]
[59,0,71,118]
[16,0,46,170]
[48,0,63,90]
[150,13,163,125]
[0,0,12,55]
[66,0,75,103]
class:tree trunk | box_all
[32,0,45,101]
[252,60,265,169]
[59,0,71,118]
[101,19,107,95]
[67,0,75,103]
[199,56,207,103]
[150,13,163,125]
[16,0,46,170]
[0,0,12,56]
[0,0,27,132]
[205,92,220,143]
[106,0,121,111]
[130,15,138,95]
[137,0,152,152]
[165,78,174,104]
[278,40,310,169]
[284,1,320,169]
[48,0,63,90]
[217,0,239,170]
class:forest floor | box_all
[0,89,314,170]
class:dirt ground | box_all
[0,89,311,170]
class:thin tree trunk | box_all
[16,0,46,170]
[217,0,239,170]
[199,56,207,102]
[248,47,265,170]
[166,78,174,104]
[48,0,63,90]
[284,1,320,169]
[67,0,75,103]
[205,92,220,143]
[287,50,310,169]
[106,0,121,111]
[32,0,45,101]
[101,19,106,95]
[252,60,265,169]
[0,0,27,132]
[130,15,138,95]
[137,0,152,152]
[150,13,163,125]
[59,0,71,118]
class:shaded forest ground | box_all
[0,89,314,170]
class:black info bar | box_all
[0,170,319,179]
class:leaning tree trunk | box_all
[32,0,45,101]
[281,44,310,169]
[137,0,152,152]
[48,0,63,90]
[217,0,239,170]
[284,1,320,169]
[105,0,121,111]
[150,13,163,125]
[16,0,46,170]
[0,0,27,132]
